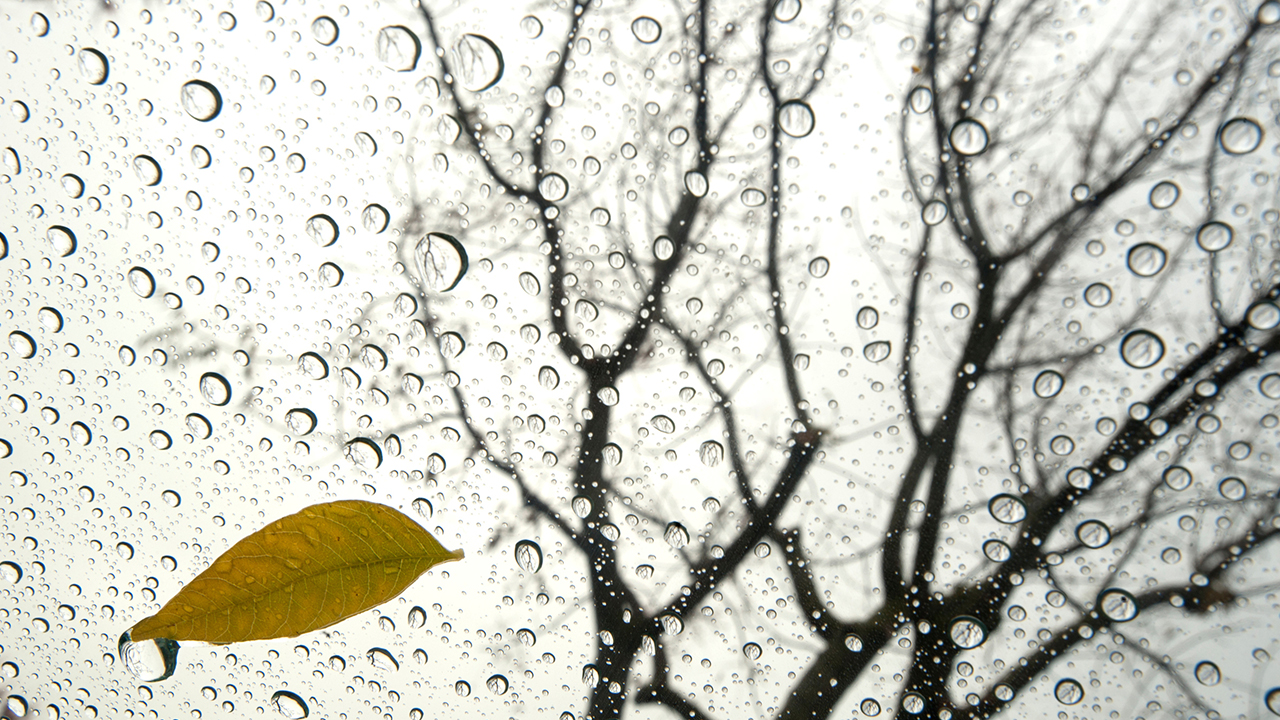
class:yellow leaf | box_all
[128,500,463,644]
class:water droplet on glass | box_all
[863,341,891,362]
[61,173,85,199]
[120,631,180,682]
[859,699,882,717]
[149,430,172,449]
[414,232,468,292]
[988,494,1027,524]
[1193,661,1221,686]
[922,199,948,225]
[684,171,708,197]
[596,386,619,406]
[538,173,569,202]
[778,100,815,138]
[1126,243,1166,277]
[1054,678,1083,705]
[603,443,622,465]
[270,690,309,719]
[1162,465,1192,491]
[686,297,703,314]
[982,539,1011,562]
[319,262,344,287]
[653,236,675,260]
[740,188,766,207]
[1097,588,1138,622]
[133,155,162,186]
[1265,687,1280,714]
[311,16,339,45]
[807,257,829,278]
[354,131,377,157]
[439,331,465,358]
[298,352,329,380]
[1120,330,1164,369]
[856,306,879,329]
[78,48,109,84]
[538,366,560,389]
[652,415,675,433]
[304,214,339,247]
[127,267,155,298]
[949,616,987,648]
[742,642,762,661]
[8,331,35,359]
[631,16,662,43]
[367,647,398,671]
[699,440,724,467]
[949,119,989,155]
[909,86,933,113]
[521,15,543,38]
[1075,520,1111,548]
[659,614,684,635]
[192,145,212,169]
[1148,181,1179,209]
[195,372,231,407]
[377,25,421,72]
[572,496,592,518]
[1195,220,1233,251]
[773,0,802,21]
[1248,302,1280,330]
[664,522,690,548]
[184,413,211,440]
[1219,476,1247,501]
[1218,117,1263,155]
[486,674,509,695]
[363,204,390,233]
[285,408,317,436]
[10,101,29,123]
[345,438,383,468]
[47,225,77,256]
[515,539,543,572]
[180,80,222,121]
[453,34,504,92]
[844,633,863,652]
[1032,370,1063,398]
[31,12,49,36]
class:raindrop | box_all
[345,438,383,468]
[699,440,724,467]
[539,173,569,202]
[62,174,85,198]
[1194,661,1221,686]
[664,522,690,548]
[1218,117,1263,155]
[572,496,592,518]
[773,0,802,21]
[181,81,223,121]
[377,26,421,72]
[653,236,675,260]
[1218,476,1247,501]
[988,494,1027,524]
[367,647,398,671]
[686,297,703,314]
[808,257,830,278]
[1266,687,1280,714]
[603,443,622,465]
[743,642,762,660]
[1033,370,1063,398]
[260,75,277,94]
[590,207,611,225]
[395,293,418,316]
[256,1,274,21]
[70,421,92,445]
[631,16,662,43]
[901,693,925,714]
[740,188,766,207]
[1148,181,1179,209]
[1248,302,1280,330]
[538,366,560,389]
[10,101,29,123]
[119,345,136,366]
[439,332,466,358]
[652,415,675,433]
[78,48,109,84]
[859,699,882,717]
[515,540,543,572]
[1120,330,1164,369]
[778,100,815,138]
[521,15,543,38]
[863,341,891,362]
[306,214,339,247]
[218,11,236,29]
[354,132,377,157]
[575,300,599,322]
[982,539,1011,562]
[47,225,77,256]
[298,352,329,379]
[1083,283,1112,307]
[517,628,536,646]
[133,155,162,186]
[1261,373,1280,399]
[856,306,879,329]
[31,12,49,36]
[1162,466,1192,491]
[845,633,863,652]
[285,409,317,436]
[318,262,344,287]
[1097,588,1138,622]
[117,541,135,559]
[596,386,619,406]
[8,331,35,359]
[453,34,504,92]
[199,372,231,406]
[486,674,509,695]
[922,199,948,225]
[908,86,933,113]
[412,498,433,520]
[636,564,654,579]
[949,616,987,648]
[414,232,468,292]
[684,171,708,197]
[1075,520,1111,548]
[149,430,172,449]
[1126,243,1166,277]
[186,413,212,439]
[949,119,989,155]
[127,267,156,298]
[659,614,684,636]
[363,204,390,233]
[192,145,212,168]
[520,272,542,296]
[311,16,339,45]
[270,690,309,719]
[1054,678,1084,705]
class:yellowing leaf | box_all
[128,500,463,644]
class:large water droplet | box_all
[414,232,468,292]
[78,48,109,84]
[486,674,509,695]
[949,119,989,155]
[538,366,560,389]
[778,100,815,138]
[1097,587,1138,622]
[270,690,309,719]
[1054,678,1084,705]
[285,408,317,436]
[199,372,231,406]
[988,494,1027,523]
[298,352,329,379]
[631,16,662,43]
[128,267,156,298]
[664,522,690,548]
[47,225,77,256]
[515,540,543,572]
[311,16,339,45]
[362,204,390,233]
[699,440,724,467]
[1120,330,1164,369]
[453,34,504,92]
[743,642,762,660]
[119,630,180,682]
[1194,661,1221,686]
[345,438,383,467]
[1075,520,1111,548]
[306,214,339,247]
[133,155,162,186]
[377,26,422,72]
[181,80,223,121]
[863,341,891,362]
[856,306,879,329]
[1148,181,1179,209]
[1126,243,1166,277]
[1218,117,1262,155]
[1033,370,1063,398]
[908,86,933,113]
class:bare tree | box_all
[93,0,1280,718]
